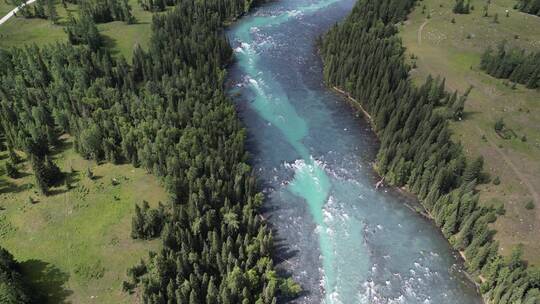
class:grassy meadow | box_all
[0,2,163,301]
[0,0,154,59]
[399,0,540,265]
[0,137,167,303]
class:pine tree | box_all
[5,161,18,178]
[34,0,46,18]
[46,0,58,24]
[30,155,49,195]
[463,156,483,184]
[206,277,218,304]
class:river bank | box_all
[331,80,485,295]
[227,0,484,302]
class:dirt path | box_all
[478,126,540,206]
[417,19,429,45]
[0,0,36,26]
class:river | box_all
[227,0,484,303]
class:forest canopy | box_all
[480,41,540,89]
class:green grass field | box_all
[0,0,154,59]
[0,1,15,16]
[0,2,166,303]
[400,0,540,265]
[0,137,167,303]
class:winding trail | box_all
[0,0,36,26]
[417,19,429,45]
[478,126,540,207]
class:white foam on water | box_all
[241,41,251,50]
[287,9,302,17]
[248,77,260,89]
[315,224,323,235]
[326,226,335,237]
[357,280,412,304]
[322,207,334,223]
[324,290,343,304]
[388,295,406,304]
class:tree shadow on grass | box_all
[0,178,33,195]
[461,110,481,120]
[20,259,72,304]
[101,35,119,57]
[50,137,73,157]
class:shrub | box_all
[492,176,500,185]
[494,118,505,132]
[86,167,94,180]
[525,200,535,210]
[5,161,18,178]
[496,203,506,215]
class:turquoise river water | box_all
[227,0,484,303]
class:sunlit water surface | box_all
[227,1,484,303]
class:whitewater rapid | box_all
[227,1,483,303]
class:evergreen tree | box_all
[34,0,47,18]
[453,0,470,13]
[516,0,540,16]
[463,156,483,184]
[5,161,18,178]
[46,0,58,23]
[30,155,49,195]
[0,247,33,304]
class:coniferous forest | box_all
[0,246,32,304]
[319,0,540,302]
[516,0,540,16]
[480,41,540,89]
[0,0,301,302]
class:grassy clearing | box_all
[400,0,540,265]
[0,1,15,16]
[0,0,154,60]
[0,2,165,303]
[0,137,167,303]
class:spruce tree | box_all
[30,155,49,195]
[46,0,58,24]
[463,156,483,183]
[34,0,46,18]
[5,161,18,178]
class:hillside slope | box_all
[400,0,540,265]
